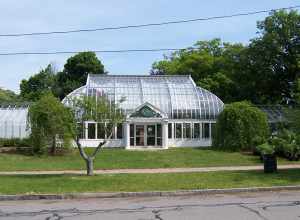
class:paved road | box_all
[0,191,300,219]
[1,164,300,175]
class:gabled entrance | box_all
[125,102,168,149]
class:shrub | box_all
[256,143,275,156]
[0,138,31,148]
[213,101,269,151]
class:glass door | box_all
[135,125,145,146]
[146,125,156,146]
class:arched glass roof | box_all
[63,74,224,120]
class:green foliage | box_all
[213,101,269,151]
[256,143,275,155]
[151,39,244,103]
[151,10,300,104]
[56,52,105,99]
[0,138,31,148]
[0,88,19,103]
[270,129,300,161]
[28,93,76,155]
[71,94,124,138]
[20,64,56,101]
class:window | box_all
[87,123,96,139]
[211,123,216,139]
[193,123,200,139]
[202,123,210,139]
[175,123,182,139]
[130,124,134,146]
[77,123,84,139]
[117,123,123,139]
[157,124,162,146]
[183,123,191,138]
[168,123,172,139]
[97,123,105,139]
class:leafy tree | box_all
[151,39,245,103]
[213,101,269,151]
[70,94,124,176]
[20,64,56,101]
[28,93,76,155]
[241,10,300,104]
[56,52,105,99]
[0,88,19,103]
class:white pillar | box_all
[124,121,130,149]
[162,120,168,149]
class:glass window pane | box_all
[117,123,123,139]
[157,124,162,138]
[77,123,84,139]
[202,123,210,139]
[175,123,182,139]
[97,123,105,139]
[168,123,172,139]
[185,123,191,138]
[193,123,200,139]
[88,123,96,139]
[130,124,134,138]
[211,123,216,139]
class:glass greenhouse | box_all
[63,74,224,148]
[0,106,29,139]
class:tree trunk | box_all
[86,158,94,176]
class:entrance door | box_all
[146,125,156,146]
[135,125,144,146]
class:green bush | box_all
[213,101,269,151]
[256,143,275,156]
[0,138,31,148]
[269,130,300,161]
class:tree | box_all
[70,94,124,176]
[213,101,269,151]
[243,10,300,104]
[20,64,56,101]
[28,93,76,155]
[0,88,19,104]
[56,52,105,99]
[151,39,245,103]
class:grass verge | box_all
[0,169,300,194]
[0,148,298,171]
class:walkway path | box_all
[0,164,300,175]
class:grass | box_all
[0,169,300,194]
[0,147,298,171]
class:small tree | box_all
[71,94,124,176]
[213,101,269,151]
[28,93,76,155]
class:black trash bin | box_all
[263,154,277,173]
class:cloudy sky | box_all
[0,0,299,92]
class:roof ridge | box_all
[88,74,191,78]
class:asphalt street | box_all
[0,190,300,219]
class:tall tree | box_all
[0,88,19,104]
[151,39,245,103]
[242,10,300,104]
[56,52,105,99]
[28,93,76,155]
[20,64,56,101]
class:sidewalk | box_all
[0,164,300,175]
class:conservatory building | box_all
[63,74,224,149]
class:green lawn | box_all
[0,148,298,171]
[0,148,254,171]
[0,169,300,194]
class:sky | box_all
[0,0,299,92]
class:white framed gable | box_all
[127,102,168,119]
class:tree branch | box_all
[76,136,88,160]
[91,132,113,158]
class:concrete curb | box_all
[1,185,300,201]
